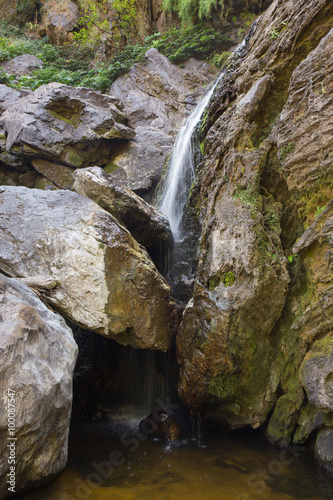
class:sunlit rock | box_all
[0,186,177,350]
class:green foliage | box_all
[208,270,235,290]
[0,21,226,93]
[150,25,230,63]
[112,0,137,33]
[74,0,137,48]
[270,27,280,40]
[163,0,226,24]
[279,141,294,165]
[224,271,235,286]
[314,205,326,218]
[233,184,260,210]
[288,254,298,264]
[211,50,231,68]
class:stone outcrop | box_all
[72,166,173,266]
[31,158,74,190]
[0,83,134,169]
[176,0,333,435]
[0,186,177,350]
[109,48,216,197]
[0,55,43,77]
[0,273,78,499]
[0,85,31,115]
[42,0,79,44]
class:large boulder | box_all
[0,186,177,350]
[42,0,79,44]
[0,83,135,169]
[0,55,43,77]
[72,166,173,266]
[109,48,216,197]
[0,273,78,499]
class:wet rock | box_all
[109,48,216,197]
[0,273,78,499]
[1,54,43,76]
[177,0,333,431]
[0,186,177,350]
[0,83,135,168]
[139,409,181,441]
[72,166,173,267]
[315,427,333,474]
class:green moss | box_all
[279,141,295,165]
[65,149,84,168]
[104,161,120,174]
[208,270,235,290]
[266,391,304,445]
[224,271,235,286]
[233,184,261,211]
[47,109,81,127]
[208,374,239,400]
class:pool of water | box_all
[20,419,333,500]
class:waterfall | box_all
[159,39,248,241]
[159,77,220,240]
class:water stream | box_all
[158,78,219,240]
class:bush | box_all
[0,21,229,93]
[150,25,230,63]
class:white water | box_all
[159,39,247,241]
[159,72,228,241]
[159,82,219,240]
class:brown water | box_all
[20,419,333,500]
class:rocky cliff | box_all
[176,0,333,471]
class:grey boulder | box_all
[0,83,135,168]
[0,186,177,350]
[0,54,43,77]
[0,273,78,499]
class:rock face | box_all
[109,48,216,197]
[0,186,177,350]
[72,166,173,267]
[31,158,74,190]
[176,0,333,435]
[0,273,78,499]
[1,55,43,76]
[0,85,31,115]
[42,0,79,44]
[315,428,333,474]
[0,83,135,169]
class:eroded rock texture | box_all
[0,82,134,169]
[0,273,78,499]
[176,0,333,436]
[0,186,177,350]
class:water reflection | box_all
[20,423,333,500]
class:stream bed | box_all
[20,420,333,500]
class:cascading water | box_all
[159,38,247,241]
[159,81,219,240]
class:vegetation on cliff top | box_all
[0,21,230,92]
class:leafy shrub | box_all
[211,50,231,68]
[0,21,228,93]
[149,25,230,63]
